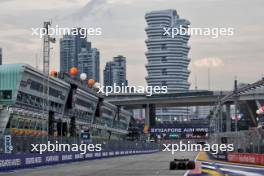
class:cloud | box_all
[0,0,15,3]
[1,0,264,90]
[193,57,224,68]
[70,0,109,20]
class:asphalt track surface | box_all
[1,151,198,176]
[3,151,264,176]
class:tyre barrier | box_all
[0,149,159,172]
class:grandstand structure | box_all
[0,64,132,152]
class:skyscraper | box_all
[60,35,76,72]
[104,61,115,86]
[78,48,100,82]
[0,48,2,65]
[60,28,91,73]
[104,55,128,86]
[145,9,191,122]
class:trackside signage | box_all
[150,127,209,133]
[4,135,12,154]
[228,153,264,165]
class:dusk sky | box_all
[0,0,263,90]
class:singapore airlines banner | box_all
[150,127,209,134]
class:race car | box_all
[169,159,195,170]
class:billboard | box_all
[150,127,209,134]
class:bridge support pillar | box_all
[144,104,156,129]
[145,104,150,127]
[245,100,257,127]
[149,104,156,127]
[225,104,231,132]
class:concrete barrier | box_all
[228,153,264,165]
[0,149,159,172]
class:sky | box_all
[0,0,263,91]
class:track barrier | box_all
[0,149,159,172]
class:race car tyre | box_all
[187,161,195,170]
[169,161,177,170]
[178,162,187,170]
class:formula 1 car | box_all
[169,159,195,170]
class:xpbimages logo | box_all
[31,25,102,38]
[163,26,234,38]
[97,83,168,96]
[163,141,234,154]
[31,141,102,155]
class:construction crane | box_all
[43,21,56,75]
[42,21,56,138]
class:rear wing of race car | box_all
[170,158,195,170]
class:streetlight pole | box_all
[220,91,223,134]
[234,79,238,152]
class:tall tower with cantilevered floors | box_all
[145,9,191,122]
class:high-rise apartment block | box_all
[104,55,128,87]
[78,48,100,82]
[60,28,99,82]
